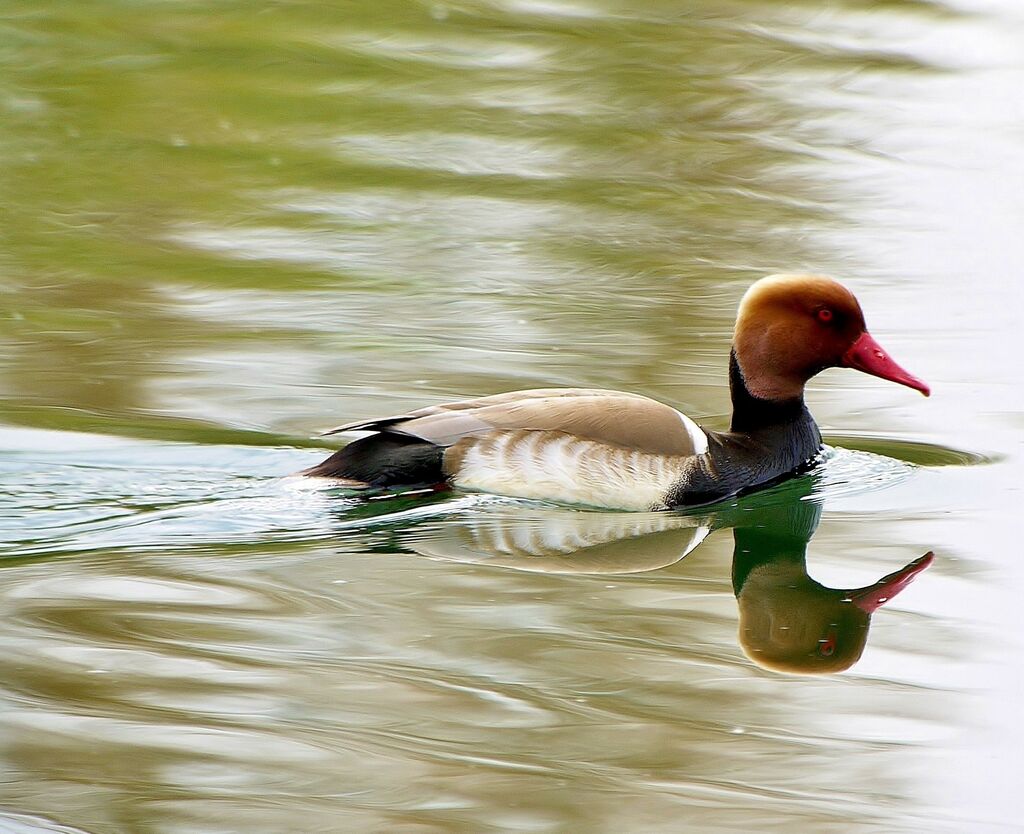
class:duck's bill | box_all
[847,551,935,613]
[842,331,931,396]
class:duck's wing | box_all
[323,388,707,457]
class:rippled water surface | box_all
[2,0,1022,831]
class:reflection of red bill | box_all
[848,551,935,613]
[842,331,930,396]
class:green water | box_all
[1,0,1022,831]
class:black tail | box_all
[301,432,446,488]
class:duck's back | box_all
[305,388,710,510]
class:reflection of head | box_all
[735,552,933,675]
[737,564,871,673]
[727,475,932,675]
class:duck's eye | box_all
[817,308,834,323]
[817,625,839,658]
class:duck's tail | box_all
[299,432,447,488]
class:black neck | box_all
[729,350,806,432]
[663,352,823,508]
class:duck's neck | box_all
[663,352,824,508]
[729,349,808,433]
[731,533,809,597]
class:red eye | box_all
[817,308,833,323]
[817,627,838,657]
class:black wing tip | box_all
[305,433,446,487]
[319,417,408,437]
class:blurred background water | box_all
[0,0,1022,831]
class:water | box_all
[1,0,1022,831]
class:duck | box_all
[302,274,929,510]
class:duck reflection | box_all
[393,481,932,675]
[408,507,711,574]
[728,494,933,674]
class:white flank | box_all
[453,431,691,511]
[674,409,709,454]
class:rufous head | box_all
[733,273,930,401]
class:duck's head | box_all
[734,274,930,401]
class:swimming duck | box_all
[303,274,929,510]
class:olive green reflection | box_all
[728,494,932,675]
[397,481,932,675]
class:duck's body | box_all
[303,274,928,510]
